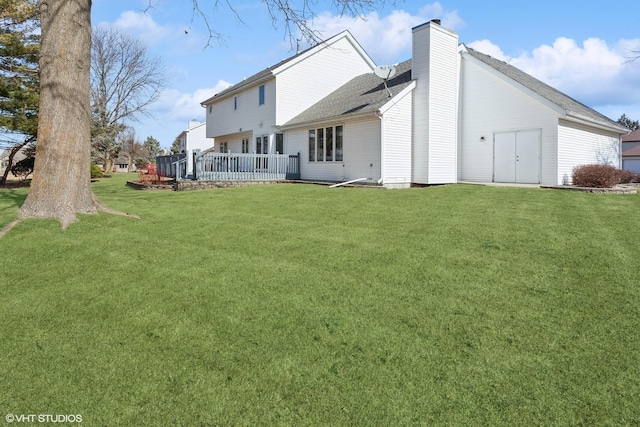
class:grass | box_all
[1,173,639,425]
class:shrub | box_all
[571,164,621,188]
[91,163,104,179]
[617,169,637,184]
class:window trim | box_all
[275,133,284,154]
[258,85,265,105]
[308,125,343,163]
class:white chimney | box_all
[411,20,459,184]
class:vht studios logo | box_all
[5,414,82,423]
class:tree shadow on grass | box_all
[0,188,28,211]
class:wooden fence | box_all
[156,154,186,179]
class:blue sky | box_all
[92,0,640,148]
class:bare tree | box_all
[120,127,146,172]
[3,0,386,235]
[91,26,164,175]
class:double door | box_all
[493,130,540,184]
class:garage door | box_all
[494,130,540,184]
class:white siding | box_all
[275,37,374,125]
[411,22,459,184]
[382,91,413,187]
[184,122,214,152]
[214,132,252,154]
[207,79,276,140]
[558,120,621,184]
[458,53,559,185]
[286,117,381,182]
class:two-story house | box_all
[201,20,627,187]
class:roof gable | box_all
[201,31,374,106]
[463,46,626,133]
[283,59,414,127]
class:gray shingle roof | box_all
[284,59,413,127]
[622,128,640,142]
[464,47,626,133]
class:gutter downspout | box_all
[377,109,384,185]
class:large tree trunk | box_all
[19,0,95,228]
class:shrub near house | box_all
[572,164,638,188]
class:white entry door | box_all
[494,130,540,184]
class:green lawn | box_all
[1,174,639,425]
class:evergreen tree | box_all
[171,138,181,155]
[144,136,161,163]
[617,114,639,131]
[0,0,39,185]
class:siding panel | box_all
[558,120,621,184]
[382,91,412,186]
[286,117,380,182]
[459,53,559,184]
[276,37,373,125]
[208,79,276,141]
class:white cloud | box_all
[155,80,232,123]
[97,10,206,52]
[310,2,464,63]
[466,40,508,61]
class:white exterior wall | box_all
[286,117,381,182]
[558,120,621,184]
[207,78,277,144]
[214,132,252,154]
[411,22,459,184]
[184,122,214,152]
[382,91,413,187]
[458,54,560,185]
[276,37,374,125]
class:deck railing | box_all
[194,152,300,181]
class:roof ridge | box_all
[464,47,625,132]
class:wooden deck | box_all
[157,152,300,181]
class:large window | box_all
[336,125,343,161]
[256,136,268,154]
[258,85,265,105]
[308,125,343,162]
[308,130,315,162]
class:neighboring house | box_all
[175,120,215,176]
[201,20,627,187]
[622,129,640,173]
[113,155,136,173]
[1,146,30,173]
